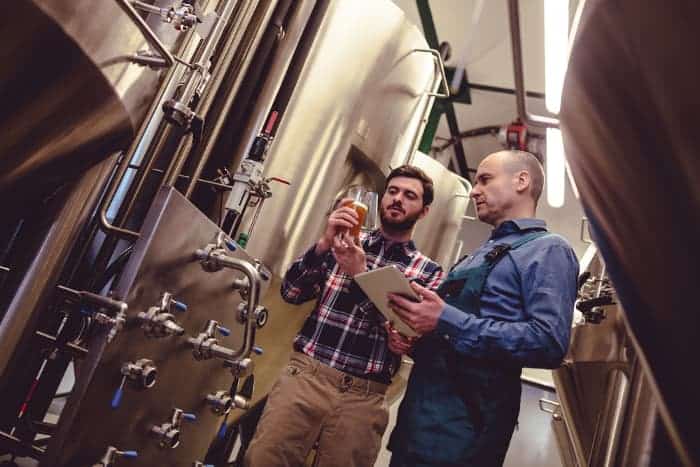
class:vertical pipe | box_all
[0,156,118,399]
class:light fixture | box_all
[544,0,569,114]
[544,0,569,207]
[546,127,566,208]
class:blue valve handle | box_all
[119,450,138,458]
[217,420,228,439]
[217,325,231,337]
[173,300,188,312]
[224,238,237,251]
[183,412,197,422]
[252,346,264,355]
[111,385,124,409]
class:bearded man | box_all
[244,165,444,467]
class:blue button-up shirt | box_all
[435,218,579,368]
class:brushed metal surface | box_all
[561,1,700,464]
[0,0,178,200]
[411,152,470,268]
[52,188,272,466]
[241,0,441,277]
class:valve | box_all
[188,320,234,361]
[93,445,138,466]
[131,0,200,32]
[57,286,128,343]
[193,462,214,467]
[137,292,187,338]
[224,357,254,381]
[231,277,250,300]
[206,390,233,415]
[238,303,268,329]
[111,359,157,409]
[254,259,272,282]
[151,408,197,449]
[164,2,199,31]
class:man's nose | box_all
[470,186,481,198]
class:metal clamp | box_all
[412,48,450,98]
[115,0,175,68]
[538,398,562,420]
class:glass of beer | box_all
[341,186,377,239]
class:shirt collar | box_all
[491,218,547,239]
[365,229,417,255]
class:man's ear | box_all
[418,205,430,220]
[515,170,531,195]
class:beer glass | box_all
[342,186,378,239]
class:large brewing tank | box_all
[0,0,177,204]
[32,1,466,465]
[241,0,448,276]
[561,0,700,464]
[241,0,467,415]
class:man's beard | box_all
[380,207,421,233]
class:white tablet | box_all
[354,265,420,337]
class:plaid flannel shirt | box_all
[281,229,444,383]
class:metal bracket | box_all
[115,0,175,68]
[580,217,593,244]
[412,48,450,98]
[539,398,563,420]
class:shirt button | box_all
[488,240,494,243]
[443,334,450,341]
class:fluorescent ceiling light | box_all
[544,0,569,114]
[546,127,566,208]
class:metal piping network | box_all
[194,235,264,362]
[98,34,201,240]
[183,0,283,198]
[161,0,242,184]
[222,0,316,201]
[98,0,246,239]
[507,0,559,129]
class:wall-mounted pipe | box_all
[507,0,559,129]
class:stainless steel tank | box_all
[410,151,470,268]
[33,1,469,465]
[0,0,178,202]
[561,0,700,464]
[240,0,464,415]
[241,0,443,277]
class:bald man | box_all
[385,150,579,467]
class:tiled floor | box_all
[374,382,563,467]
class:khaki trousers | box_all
[244,352,389,467]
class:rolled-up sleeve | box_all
[436,244,579,368]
